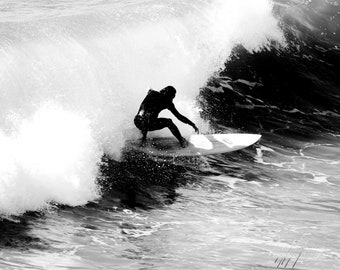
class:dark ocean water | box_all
[0,0,339,269]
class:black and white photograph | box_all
[0,0,339,269]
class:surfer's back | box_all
[137,90,171,119]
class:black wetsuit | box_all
[134,89,196,144]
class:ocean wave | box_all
[0,0,284,215]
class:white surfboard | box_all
[127,133,261,157]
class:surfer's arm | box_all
[169,104,199,133]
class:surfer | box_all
[134,86,199,147]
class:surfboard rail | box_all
[126,133,261,157]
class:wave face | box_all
[0,0,284,215]
[199,0,340,138]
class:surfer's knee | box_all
[134,115,142,129]
[164,118,174,127]
[134,115,147,131]
[165,119,180,133]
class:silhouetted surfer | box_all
[134,86,199,147]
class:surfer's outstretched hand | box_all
[192,123,199,134]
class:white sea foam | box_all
[0,104,102,215]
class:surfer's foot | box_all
[179,138,189,148]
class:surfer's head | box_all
[160,86,176,100]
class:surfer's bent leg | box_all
[150,118,188,147]
[134,115,148,146]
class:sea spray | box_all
[0,103,102,215]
